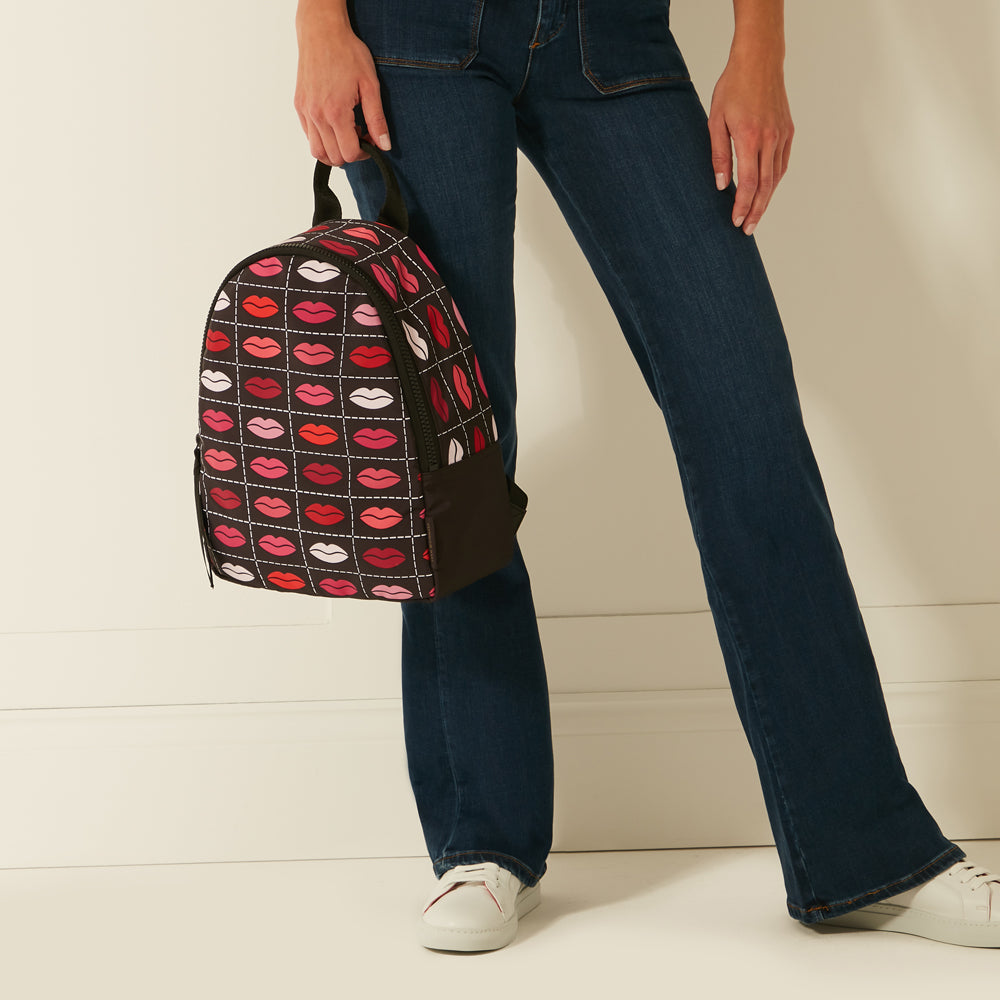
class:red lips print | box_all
[302,462,342,485]
[206,329,231,352]
[249,257,283,277]
[453,365,473,410]
[242,294,279,318]
[350,344,392,368]
[298,423,338,446]
[294,383,335,406]
[292,342,335,366]
[304,503,345,526]
[204,448,238,472]
[429,377,449,422]
[343,225,381,246]
[353,428,398,450]
[201,408,234,432]
[473,426,486,452]
[319,238,359,257]
[370,263,398,301]
[254,496,291,518]
[268,571,306,590]
[474,356,489,397]
[214,525,246,548]
[259,534,297,557]
[292,300,337,325]
[210,487,242,510]
[413,241,438,274]
[391,255,419,294]
[306,225,330,232]
[356,467,401,489]
[359,506,403,529]
[245,376,282,400]
[319,578,357,596]
[427,303,450,348]
[249,456,289,479]
[242,335,281,359]
[362,547,406,569]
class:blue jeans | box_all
[342,0,963,923]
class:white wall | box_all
[1,1,997,868]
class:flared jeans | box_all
[341,0,963,922]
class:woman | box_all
[294,0,999,951]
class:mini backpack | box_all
[194,140,527,602]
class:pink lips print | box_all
[429,377,449,422]
[452,365,473,410]
[242,294,279,318]
[370,263,398,302]
[258,534,296,557]
[206,329,231,352]
[413,241,438,274]
[247,416,285,439]
[359,506,403,529]
[294,383,335,406]
[254,496,292,518]
[204,448,238,472]
[319,579,357,596]
[242,335,282,359]
[292,300,337,324]
[210,487,242,510]
[362,547,406,569]
[353,427,399,450]
[350,344,392,368]
[292,342,335,366]
[250,456,289,479]
[427,303,450,348]
[245,376,282,400]
[343,225,381,246]
[451,298,468,333]
[214,524,246,548]
[371,585,413,601]
[390,255,419,294]
[249,257,283,277]
[356,467,401,489]
[351,303,382,326]
[318,239,359,257]
[302,462,342,485]
[268,571,306,590]
[474,356,489,397]
[201,408,234,432]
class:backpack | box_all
[193,140,527,602]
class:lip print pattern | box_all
[363,547,406,569]
[292,342,335,366]
[352,304,382,327]
[403,321,428,361]
[222,563,255,582]
[319,239,359,257]
[201,369,233,393]
[292,300,337,324]
[349,387,394,410]
[254,496,292,518]
[343,225,381,246]
[201,408,234,432]
[259,534,297,557]
[294,383,335,406]
[370,263,398,302]
[473,426,486,452]
[268,571,306,590]
[474,356,488,397]
[250,456,289,479]
[247,416,285,439]
[452,365,473,410]
[413,242,438,274]
[297,259,340,282]
[427,304,450,348]
[371,585,413,600]
[214,524,246,548]
[249,257,283,277]
[206,329,230,352]
[391,255,419,294]
[357,467,400,489]
[350,344,392,368]
[304,503,345,525]
[204,448,238,472]
[242,335,282,359]
[213,290,231,311]
[353,428,398,450]
[451,298,468,333]
[298,423,338,446]
[448,438,464,465]
[429,377,449,422]
[319,579,357,596]
[243,294,279,318]
[210,487,242,510]
[310,542,349,564]
[360,507,403,529]
[302,462,342,485]
[245,376,283,400]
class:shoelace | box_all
[947,862,1000,890]
[439,863,502,891]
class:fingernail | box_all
[715,172,726,191]
[734,214,746,228]
[744,222,756,236]
[377,133,391,151]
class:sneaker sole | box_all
[418,882,541,952]
[822,902,1000,948]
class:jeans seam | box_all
[431,607,463,857]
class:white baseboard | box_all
[2,682,998,869]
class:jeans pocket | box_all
[348,0,483,69]
[577,0,690,94]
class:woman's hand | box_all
[708,1,793,235]
[294,0,391,165]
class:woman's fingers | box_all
[708,111,733,191]
[735,129,779,235]
[359,75,391,151]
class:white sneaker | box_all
[821,860,1000,947]
[418,862,541,952]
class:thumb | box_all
[708,111,733,191]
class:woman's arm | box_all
[294,0,391,165]
[708,0,794,235]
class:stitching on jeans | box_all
[369,0,485,70]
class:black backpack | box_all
[194,141,526,602]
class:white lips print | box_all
[213,290,231,311]
[221,563,255,582]
[201,369,233,392]
[403,320,428,361]
[297,259,340,282]
[349,387,394,409]
[310,541,349,564]
[448,438,464,465]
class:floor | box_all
[2,842,997,999]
